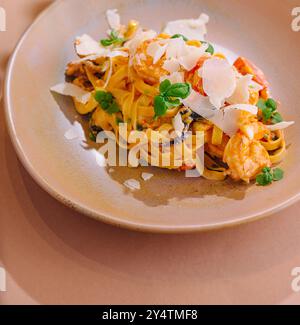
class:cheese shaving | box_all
[50,83,91,104]
[124,179,141,190]
[173,112,185,135]
[106,9,121,31]
[209,104,258,137]
[202,57,236,108]
[141,173,154,181]
[182,89,216,119]
[227,74,253,105]
[164,13,209,41]
[146,42,168,64]
[266,121,295,131]
[75,34,105,57]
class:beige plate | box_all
[4,0,300,233]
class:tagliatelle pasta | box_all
[51,9,294,185]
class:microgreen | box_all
[256,167,284,186]
[154,80,191,118]
[89,132,96,142]
[201,41,215,55]
[256,98,282,124]
[100,30,125,47]
[94,90,120,115]
[171,34,188,41]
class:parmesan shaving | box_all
[106,9,121,31]
[182,89,216,119]
[64,121,84,141]
[209,104,258,137]
[266,121,295,131]
[162,58,181,73]
[124,179,141,190]
[202,57,236,108]
[173,112,185,135]
[141,173,154,181]
[164,13,209,41]
[227,74,253,105]
[75,34,105,57]
[178,44,208,71]
[50,83,91,104]
[160,71,184,84]
[146,42,168,64]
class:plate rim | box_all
[4,0,300,234]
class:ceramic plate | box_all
[4,0,300,233]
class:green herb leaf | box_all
[256,167,284,186]
[94,90,120,115]
[199,41,215,55]
[256,171,273,186]
[272,168,284,181]
[159,79,172,94]
[154,81,191,118]
[257,99,267,110]
[263,107,274,122]
[164,83,191,99]
[107,101,121,114]
[271,112,283,124]
[89,132,96,142]
[205,43,215,55]
[262,167,271,173]
[100,29,125,47]
[171,34,188,41]
[266,98,277,111]
[154,95,168,118]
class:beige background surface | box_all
[1,0,300,305]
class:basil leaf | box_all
[171,34,188,41]
[257,99,267,110]
[256,172,273,186]
[101,39,113,47]
[154,95,167,118]
[89,132,96,142]
[106,101,120,115]
[262,167,271,173]
[262,107,273,122]
[272,168,284,181]
[271,112,283,124]
[205,43,215,55]
[94,90,120,115]
[266,98,277,111]
[159,79,171,94]
[165,99,181,109]
[164,83,191,99]
[100,29,124,47]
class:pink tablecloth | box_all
[1,0,300,305]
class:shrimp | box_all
[224,111,271,182]
[238,111,270,141]
[132,38,169,84]
[185,56,209,95]
[233,57,269,89]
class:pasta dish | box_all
[51,9,294,186]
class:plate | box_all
[4,0,300,233]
